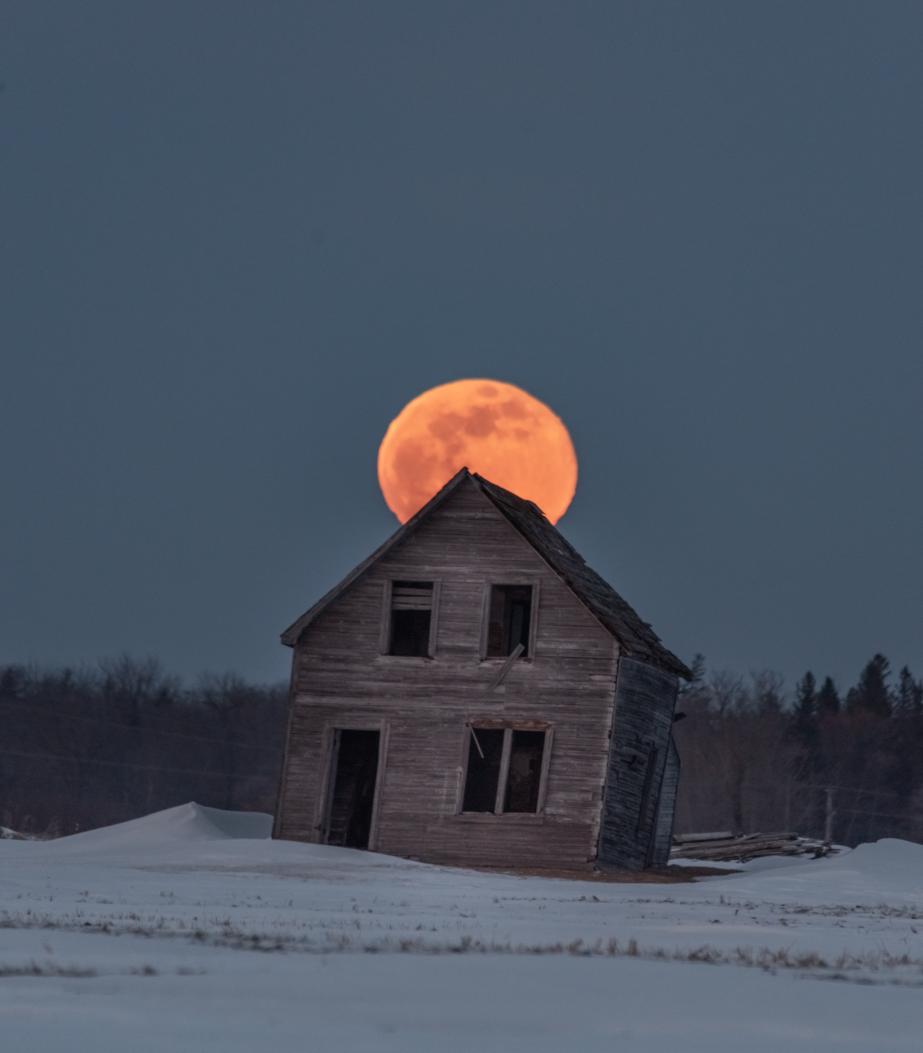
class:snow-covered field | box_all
[1,804,921,1051]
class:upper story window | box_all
[386,581,435,657]
[485,584,534,658]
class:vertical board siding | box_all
[652,736,680,866]
[597,658,679,871]
[275,478,619,869]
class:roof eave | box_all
[279,467,474,647]
[471,473,692,681]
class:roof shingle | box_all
[472,473,690,678]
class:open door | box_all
[323,729,381,849]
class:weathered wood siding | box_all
[651,735,680,866]
[597,658,679,870]
[276,476,620,868]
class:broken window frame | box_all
[379,580,440,658]
[457,721,554,816]
[479,581,540,661]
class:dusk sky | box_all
[3,2,921,688]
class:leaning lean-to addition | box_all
[274,468,690,870]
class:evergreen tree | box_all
[815,676,840,717]
[680,653,707,696]
[792,671,818,760]
[677,653,709,713]
[794,671,817,716]
[846,654,893,718]
[0,665,25,698]
[896,666,923,717]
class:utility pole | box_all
[824,786,836,843]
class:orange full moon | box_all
[377,379,578,524]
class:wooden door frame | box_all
[318,720,390,851]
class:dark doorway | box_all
[324,730,381,849]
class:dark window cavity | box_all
[461,726,549,814]
[388,581,433,657]
[503,730,546,813]
[461,728,505,812]
[486,585,533,658]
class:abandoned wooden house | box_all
[274,468,691,870]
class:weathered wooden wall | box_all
[276,476,620,869]
[597,658,679,870]
[652,735,680,866]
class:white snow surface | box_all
[1,802,921,1051]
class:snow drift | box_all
[41,802,273,854]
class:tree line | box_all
[2,652,921,846]
[673,653,923,845]
[0,657,287,836]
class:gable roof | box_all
[472,474,691,678]
[280,470,473,649]
[281,468,690,678]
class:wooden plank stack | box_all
[671,830,835,862]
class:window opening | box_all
[486,585,533,658]
[461,728,504,812]
[388,581,433,656]
[461,725,549,814]
[503,730,545,813]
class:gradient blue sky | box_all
[2,2,921,688]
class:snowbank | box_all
[0,802,425,871]
[843,836,923,875]
[41,802,273,855]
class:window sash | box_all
[494,729,513,813]
[458,723,553,815]
[391,583,433,610]
[380,580,441,657]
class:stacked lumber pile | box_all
[671,830,835,863]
